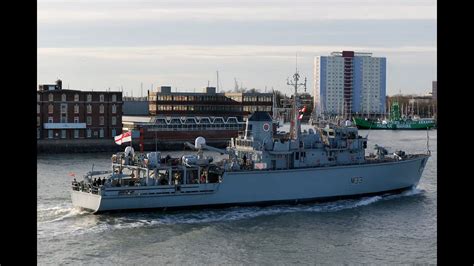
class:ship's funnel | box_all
[195,136,206,149]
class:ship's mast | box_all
[287,66,307,141]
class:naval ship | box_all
[71,71,430,213]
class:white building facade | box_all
[313,51,386,117]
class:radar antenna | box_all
[287,58,307,141]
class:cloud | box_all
[37,0,436,94]
[38,45,436,60]
[38,0,436,23]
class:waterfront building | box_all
[123,96,148,116]
[148,86,273,120]
[37,80,123,140]
[313,51,386,118]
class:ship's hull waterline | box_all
[71,155,429,213]
[353,118,436,130]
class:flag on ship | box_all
[298,106,307,120]
[114,131,132,145]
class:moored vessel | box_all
[353,101,436,130]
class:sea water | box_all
[37,129,437,264]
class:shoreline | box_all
[37,139,229,154]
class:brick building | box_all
[37,80,123,140]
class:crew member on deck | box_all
[200,171,207,184]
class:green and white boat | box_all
[353,101,436,130]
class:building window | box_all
[86,116,92,125]
[48,104,54,114]
[48,130,53,139]
[99,116,104,125]
[60,115,67,123]
[37,117,40,126]
[100,94,104,102]
[112,94,117,102]
[87,105,92,114]
[48,93,53,101]
[87,94,92,102]
[86,129,92,138]
[112,129,116,137]
[61,94,67,102]
[37,94,41,102]
[37,128,40,139]
[61,130,66,139]
[74,130,79,139]
[99,128,104,138]
[74,117,79,123]
[48,116,53,123]
[74,104,79,114]
[111,116,116,125]
[37,104,40,114]
[112,104,116,114]
[61,103,67,113]
[74,94,79,101]
[99,104,104,114]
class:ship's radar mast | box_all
[287,66,307,141]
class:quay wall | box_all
[37,139,229,154]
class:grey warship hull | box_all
[71,71,431,214]
[71,155,428,213]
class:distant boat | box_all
[353,101,436,130]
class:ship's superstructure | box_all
[71,71,430,213]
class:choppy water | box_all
[37,129,437,264]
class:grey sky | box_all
[38,0,437,96]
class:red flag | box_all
[298,106,307,120]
